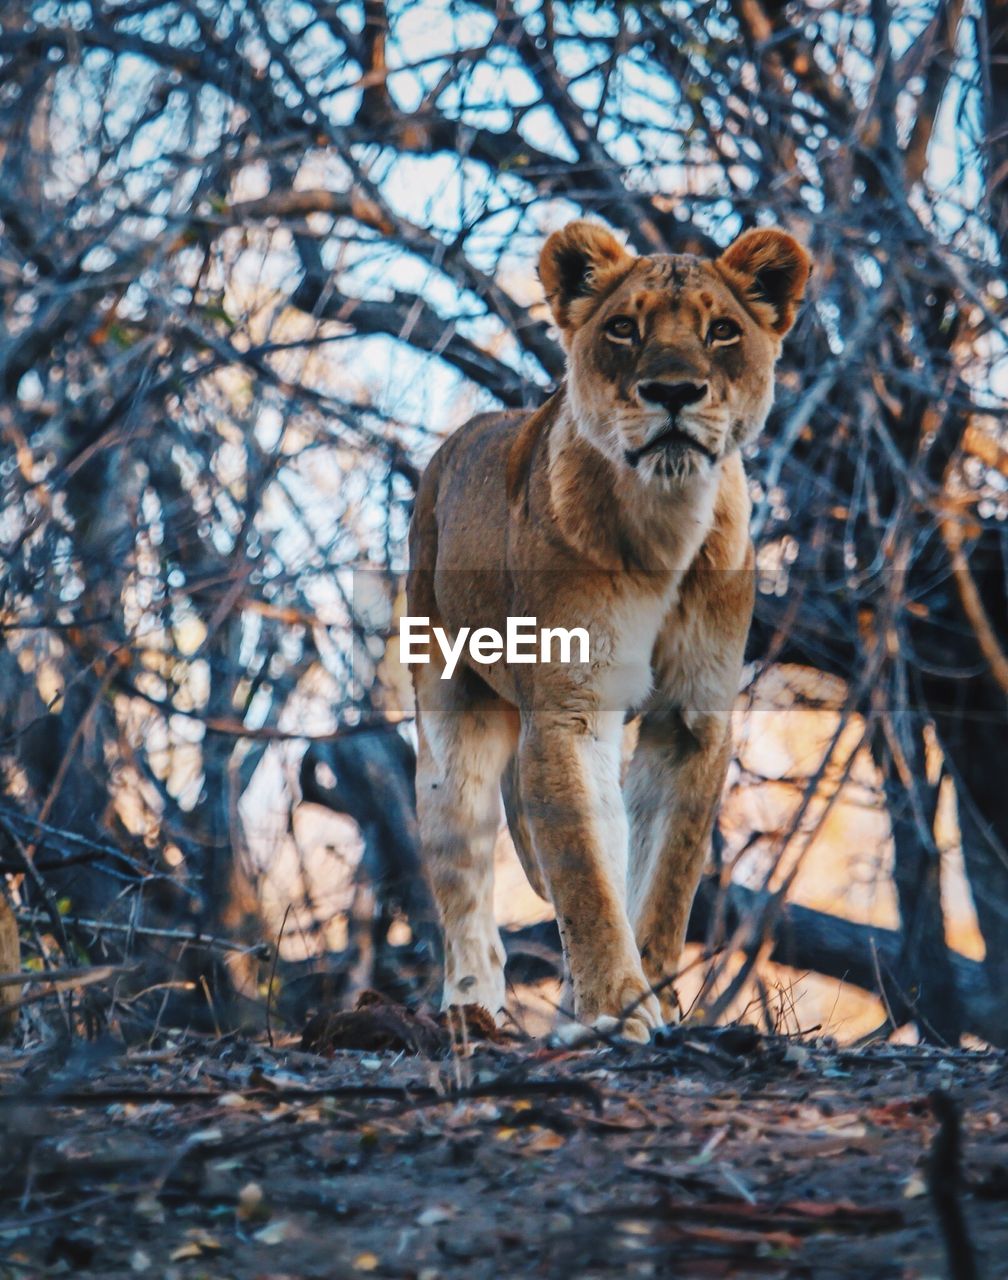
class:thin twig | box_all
[870,936,900,1037]
[15,911,271,959]
[265,903,291,1048]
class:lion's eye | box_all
[604,315,637,343]
[708,317,741,345]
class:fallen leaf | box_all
[188,1126,224,1144]
[416,1205,455,1227]
[903,1173,928,1199]
[441,1002,508,1043]
[169,1243,203,1261]
[254,1219,295,1245]
[184,1229,221,1250]
[525,1128,566,1153]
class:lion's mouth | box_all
[624,419,717,468]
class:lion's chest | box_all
[592,581,683,714]
[640,577,748,738]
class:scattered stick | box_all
[199,974,222,1039]
[265,903,292,1048]
[15,911,272,960]
[927,1090,981,1280]
[0,963,131,990]
[870,935,900,1036]
[0,802,175,885]
[941,517,1008,698]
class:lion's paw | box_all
[549,1010,667,1048]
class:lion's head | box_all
[539,219,811,486]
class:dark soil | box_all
[1,1018,1005,1279]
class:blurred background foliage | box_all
[0,0,1006,1045]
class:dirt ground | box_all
[1,1017,1005,1280]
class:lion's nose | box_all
[637,380,707,413]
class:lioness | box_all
[407,218,810,1041]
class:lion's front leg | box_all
[519,711,662,1043]
[625,708,732,1021]
[415,667,519,1017]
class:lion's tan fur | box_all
[408,219,810,1041]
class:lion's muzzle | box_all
[624,417,718,468]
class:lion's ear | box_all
[718,229,811,335]
[539,220,634,331]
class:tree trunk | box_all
[0,893,19,1038]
